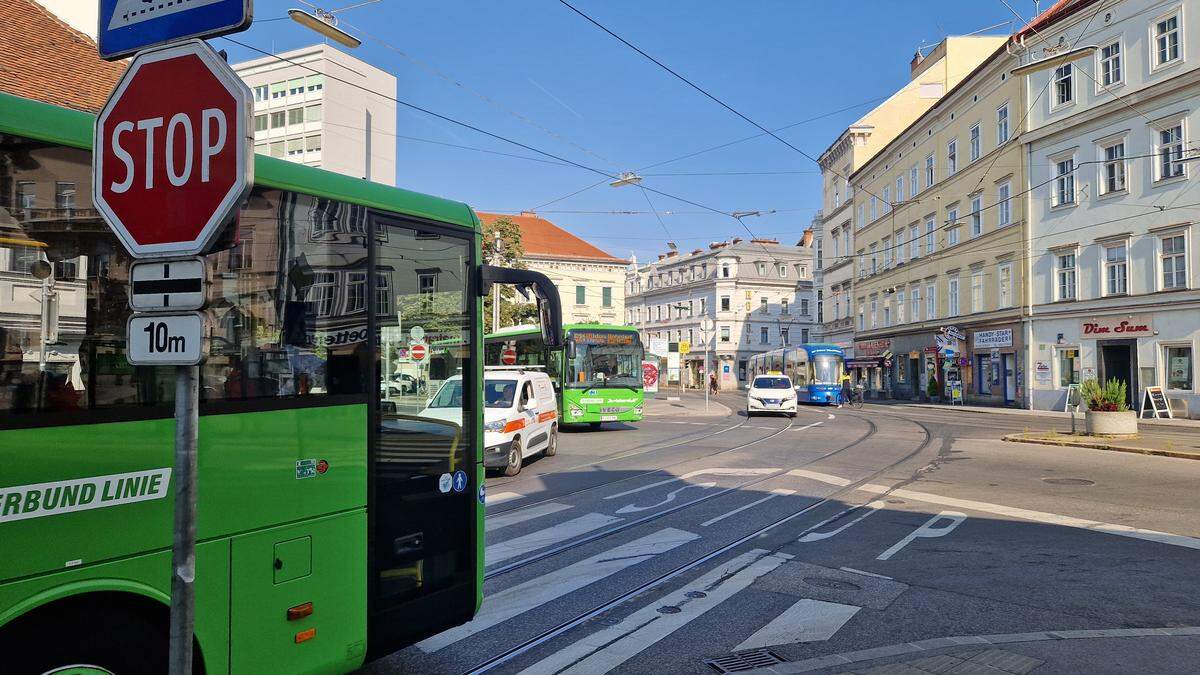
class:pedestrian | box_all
[839,372,852,408]
[708,371,718,395]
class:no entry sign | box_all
[501,348,518,365]
[410,343,428,363]
[93,40,253,258]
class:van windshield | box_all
[484,380,518,408]
[428,379,463,408]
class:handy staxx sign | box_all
[1081,314,1154,338]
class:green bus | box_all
[0,92,561,673]
[485,324,644,428]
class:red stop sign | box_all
[501,348,517,365]
[94,40,252,258]
[410,343,428,363]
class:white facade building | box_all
[626,237,817,389]
[1020,0,1200,415]
[235,44,397,185]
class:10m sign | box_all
[127,313,206,365]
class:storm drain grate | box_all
[705,648,785,673]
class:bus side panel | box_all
[0,539,231,675]
[231,510,367,674]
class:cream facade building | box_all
[849,40,1029,406]
[817,36,1010,357]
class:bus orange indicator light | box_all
[287,602,313,621]
[295,627,317,643]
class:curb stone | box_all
[1001,433,1200,461]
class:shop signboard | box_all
[854,339,892,356]
[648,337,669,357]
[1081,314,1154,338]
[973,329,1013,349]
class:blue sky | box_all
[223,1,1028,261]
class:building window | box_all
[8,245,38,273]
[947,140,957,175]
[1102,142,1127,194]
[1057,253,1077,300]
[970,195,983,237]
[254,114,267,132]
[305,104,323,122]
[305,135,322,156]
[720,296,730,311]
[308,272,337,317]
[270,81,286,100]
[1155,14,1181,67]
[910,166,919,196]
[802,328,810,343]
[948,277,960,315]
[897,290,906,323]
[418,272,437,296]
[721,326,731,342]
[1054,63,1073,106]
[721,263,730,278]
[997,181,1012,226]
[286,138,303,158]
[602,286,613,307]
[288,78,304,96]
[870,298,877,328]
[345,272,367,313]
[760,326,769,344]
[778,263,788,278]
[882,186,891,214]
[374,273,391,315]
[1158,123,1186,180]
[54,257,78,280]
[883,302,891,327]
[575,285,586,305]
[924,218,935,255]
[781,298,790,314]
[925,153,935,187]
[801,298,809,315]
[1105,243,1128,295]
[997,103,1010,144]
[760,296,769,313]
[857,204,864,228]
[926,283,936,319]
[268,141,284,158]
[781,328,790,346]
[882,236,892,268]
[54,181,75,211]
[896,176,905,203]
[969,124,981,161]
[870,243,878,275]
[229,232,254,270]
[1162,234,1187,289]
[1100,41,1123,86]
[858,303,865,330]
[287,107,304,126]
[270,111,286,129]
[306,74,324,93]
[1165,346,1193,390]
[253,84,268,102]
[1058,348,1081,387]
[757,262,768,275]
[910,288,921,322]
[998,262,1013,308]
[971,271,984,313]
[870,196,878,221]
[1054,159,1075,206]
[948,208,959,246]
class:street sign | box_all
[94,40,253,258]
[130,258,206,311]
[410,343,428,363]
[679,340,691,355]
[127,313,206,365]
[501,348,517,365]
[98,0,254,61]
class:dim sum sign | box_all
[1081,314,1154,338]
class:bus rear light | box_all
[287,602,313,621]
[502,418,525,433]
[295,627,317,643]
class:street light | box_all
[288,0,383,48]
[1010,45,1099,76]
[609,172,644,188]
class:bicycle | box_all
[845,384,865,409]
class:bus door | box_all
[369,216,478,654]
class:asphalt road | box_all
[366,394,1200,674]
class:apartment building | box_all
[625,236,816,389]
[817,36,1010,359]
[1018,0,1200,415]
[477,212,628,326]
[849,40,1028,405]
[234,44,397,185]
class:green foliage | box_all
[482,217,539,331]
[1080,378,1129,412]
[927,373,938,398]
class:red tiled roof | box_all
[0,0,126,113]
[477,211,627,264]
[1015,0,1103,40]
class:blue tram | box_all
[747,344,845,405]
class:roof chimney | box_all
[658,254,666,261]
[799,230,815,247]
[731,237,743,244]
[519,211,537,217]
[910,49,925,75]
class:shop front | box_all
[885,332,940,400]
[1031,310,1197,416]
[851,338,890,397]
[965,323,1025,407]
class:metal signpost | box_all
[700,318,714,411]
[93,13,253,671]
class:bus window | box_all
[566,330,642,390]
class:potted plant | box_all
[1081,378,1137,435]
[926,373,939,402]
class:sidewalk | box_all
[643,391,732,418]
[881,401,1200,431]
[750,627,1200,674]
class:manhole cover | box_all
[686,591,708,599]
[1042,477,1095,486]
[657,605,682,614]
[705,649,785,673]
[802,576,861,591]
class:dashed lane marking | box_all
[486,512,621,565]
[486,491,523,506]
[701,489,796,527]
[485,502,572,533]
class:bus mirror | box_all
[480,265,563,349]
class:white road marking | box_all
[877,511,967,561]
[604,468,779,501]
[798,500,887,542]
[792,421,824,431]
[701,489,795,527]
[787,469,851,486]
[616,482,717,514]
[793,472,1200,551]
[828,413,836,419]
[486,491,523,506]
[735,598,861,650]
[518,550,792,675]
[418,528,698,653]
[486,512,621,565]
[840,566,894,580]
[485,502,572,533]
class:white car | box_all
[746,375,798,418]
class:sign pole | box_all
[169,364,199,675]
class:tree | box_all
[482,217,538,332]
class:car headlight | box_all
[483,420,505,432]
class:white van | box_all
[419,369,559,476]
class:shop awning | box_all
[846,357,882,368]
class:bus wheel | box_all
[504,438,523,476]
[545,425,558,456]
[589,422,601,430]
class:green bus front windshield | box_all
[566,331,643,390]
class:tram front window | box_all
[813,355,841,385]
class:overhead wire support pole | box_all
[169,364,199,675]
